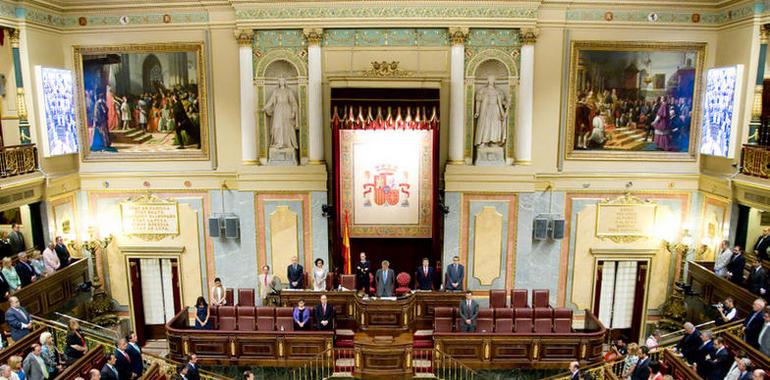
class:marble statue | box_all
[263,78,299,150]
[474,75,508,147]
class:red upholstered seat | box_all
[489,290,507,309]
[209,306,219,330]
[237,306,255,331]
[218,306,236,330]
[275,307,294,332]
[435,307,454,318]
[238,288,255,307]
[434,307,453,333]
[369,273,376,295]
[534,307,553,319]
[453,307,462,332]
[256,307,275,331]
[553,308,573,333]
[225,288,234,306]
[340,274,356,290]
[476,309,494,333]
[514,308,533,333]
[326,272,334,291]
[534,317,552,333]
[396,272,412,295]
[494,308,514,333]
[511,289,528,308]
[532,289,550,308]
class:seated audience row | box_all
[193,294,335,332]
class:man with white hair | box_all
[753,369,767,380]
[14,252,37,287]
[694,330,714,377]
[41,242,59,275]
[0,364,12,380]
[745,299,767,348]
[715,240,733,277]
[568,361,579,380]
[738,358,753,380]
[675,322,702,363]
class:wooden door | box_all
[128,259,147,345]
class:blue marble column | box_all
[8,29,30,144]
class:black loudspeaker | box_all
[208,217,222,238]
[224,216,240,239]
[550,218,565,240]
[533,217,548,240]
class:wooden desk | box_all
[354,332,413,379]
[353,296,415,332]
[0,258,89,316]
[274,290,357,328]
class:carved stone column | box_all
[304,28,324,164]
[9,29,30,145]
[448,27,468,164]
[515,28,537,165]
[237,30,258,164]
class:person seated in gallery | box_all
[28,251,46,279]
[444,256,464,291]
[744,299,766,349]
[15,252,38,287]
[726,246,746,286]
[42,242,60,276]
[753,227,770,262]
[193,296,211,330]
[293,299,311,331]
[415,257,434,291]
[355,252,370,296]
[209,277,227,307]
[314,295,334,331]
[748,261,767,295]
[54,236,72,269]
[458,290,479,333]
[312,258,328,291]
[2,257,22,293]
[287,256,304,290]
[714,297,737,326]
[375,260,395,297]
[674,322,701,363]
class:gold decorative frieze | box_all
[361,61,413,77]
[235,29,253,46]
[448,27,469,45]
[520,28,538,44]
[303,28,323,45]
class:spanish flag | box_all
[342,210,351,275]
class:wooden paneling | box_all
[721,331,770,371]
[663,348,701,380]
[1,259,88,316]
[688,261,754,318]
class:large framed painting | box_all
[565,41,705,161]
[73,43,209,161]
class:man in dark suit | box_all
[753,227,770,262]
[315,295,334,331]
[415,258,434,290]
[114,339,133,380]
[630,346,650,380]
[126,332,143,378]
[675,322,701,363]
[0,232,12,259]
[185,354,200,380]
[15,252,37,287]
[101,353,119,380]
[727,247,746,286]
[445,256,464,291]
[744,299,766,348]
[748,261,767,295]
[287,256,304,289]
[54,236,71,269]
[694,330,715,377]
[568,361,580,380]
[355,252,370,294]
[5,296,31,342]
[0,270,10,302]
[459,291,479,332]
[8,224,25,254]
[375,260,395,297]
[706,337,732,380]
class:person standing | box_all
[7,225,25,255]
[126,332,143,378]
[630,346,650,380]
[113,339,132,380]
[375,261,395,297]
[355,252,370,295]
[287,256,304,290]
[458,291,478,332]
[293,300,311,331]
[54,237,71,269]
[415,258,434,290]
[312,259,327,292]
[706,337,732,380]
[758,308,770,356]
[744,299,766,349]
[445,256,464,291]
[209,278,226,307]
[748,262,767,295]
[753,228,770,262]
[100,354,118,380]
[64,320,87,363]
[715,240,733,277]
[727,247,746,286]
[185,355,199,380]
[41,243,59,276]
[314,295,334,331]
[22,344,48,380]
[193,297,211,330]
[568,361,580,380]
[5,297,31,342]
[257,266,276,306]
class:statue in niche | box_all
[474,75,509,147]
[263,77,299,165]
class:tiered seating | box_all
[206,305,329,332]
[238,288,255,306]
[432,289,574,333]
[276,307,294,331]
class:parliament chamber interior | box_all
[2,0,770,379]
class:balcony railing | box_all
[0,144,38,178]
[741,144,770,178]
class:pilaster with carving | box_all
[9,29,31,144]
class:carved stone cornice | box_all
[303,28,323,46]
[520,28,538,45]
[235,29,253,46]
[448,27,469,45]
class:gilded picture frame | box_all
[73,42,210,161]
[564,41,706,161]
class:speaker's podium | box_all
[354,295,414,332]
[354,332,413,379]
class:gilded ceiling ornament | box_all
[362,61,413,77]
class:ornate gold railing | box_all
[430,348,485,380]
[741,144,770,178]
[289,347,337,380]
[0,144,38,178]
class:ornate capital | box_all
[448,27,469,45]
[762,25,770,44]
[9,28,20,48]
[520,28,539,45]
[235,29,253,46]
[303,28,323,46]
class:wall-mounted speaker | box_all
[533,217,549,240]
[550,218,565,240]
[224,216,240,239]
[208,217,222,238]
